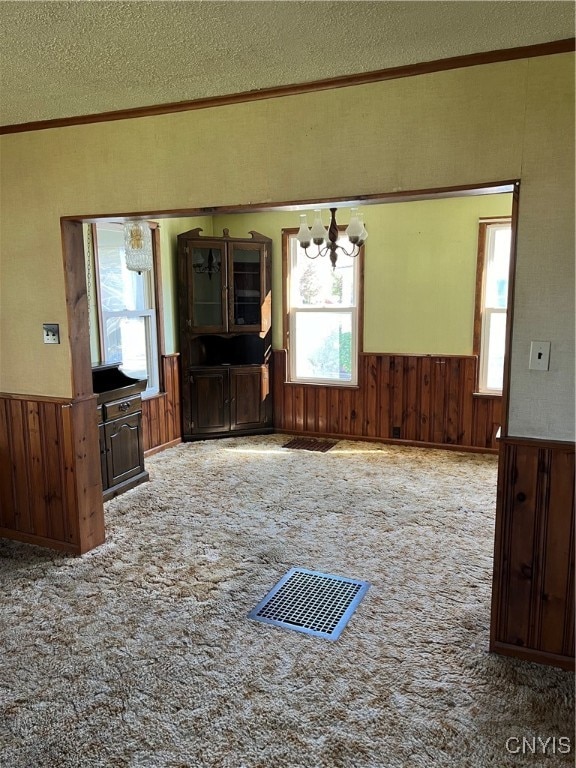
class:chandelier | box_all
[124,221,153,274]
[296,207,367,268]
[192,248,221,280]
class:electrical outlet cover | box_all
[43,323,60,344]
[529,341,550,371]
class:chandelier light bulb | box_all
[346,208,363,244]
[310,210,328,245]
[296,214,312,249]
[127,222,145,250]
[358,213,368,245]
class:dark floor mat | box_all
[283,437,338,452]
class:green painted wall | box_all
[157,216,213,353]
[361,195,512,354]
[214,193,511,355]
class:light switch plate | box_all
[43,323,60,344]
[529,340,550,371]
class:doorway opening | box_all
[62,178,518,433]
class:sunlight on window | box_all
[288,234,360,386]
[104,316,149,382]
[94,223,159,396]
[479,221,511,394]
[485,312,507,390]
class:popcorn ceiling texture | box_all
[0,0,573,125]
[0,435,573,767]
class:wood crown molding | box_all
[1,38,573,135]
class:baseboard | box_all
[144,438,182,457]
[103,473,150,501]
[490,640,575,672]
[0,528,81,555]
[273,428,498,455]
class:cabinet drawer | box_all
[103,395,141,421]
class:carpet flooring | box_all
[0,435,573,767]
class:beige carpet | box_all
[0,435,573,767]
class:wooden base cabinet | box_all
[93,365,149,501]
[185,364,272,439]
[100,413,147,494]
[230,365,271,432]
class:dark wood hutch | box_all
[177,228,273,440]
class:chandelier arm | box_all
[339,244,354,257]
[334,242,360,259]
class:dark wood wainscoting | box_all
[0,355,181,554]
[491,437,575,670]
[142,354,182,455]
[273,350,501,451]
[0,394,104,554]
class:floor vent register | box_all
[248,567,369,640]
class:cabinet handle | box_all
[189,375,194,384]
[118,401,131,412]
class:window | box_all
[284,231,362,385]
[474,219,512,394]
[92,222,160,397]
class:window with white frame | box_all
[93,222,160,396]
[475,219,512,394]
[285,232,361,385]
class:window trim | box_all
[282,226,364,387]
[473,216,512,395]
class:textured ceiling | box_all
[0,1,574,127]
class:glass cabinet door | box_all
[190,244,226,331]
[228,243,262,331]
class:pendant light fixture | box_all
[124,221,153,274]
[296,207,367,268]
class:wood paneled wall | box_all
[0,394,104,553]
[142,354,182,454]
[273,350,501,451]
[0,355,180,553]
[491,437,575,669]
